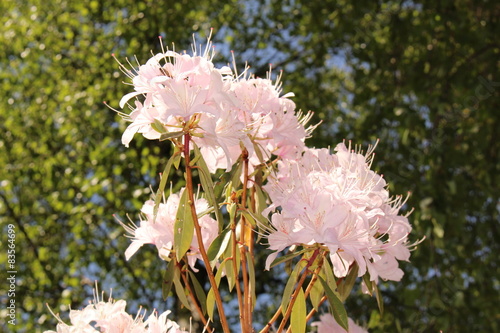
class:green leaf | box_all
[162,259,176,300]
[247,251,256,309]
[151,118,168,134]
[159,131,184,141]
[321,259,338,293]
[173,266,191,310]
[374,281,384,316]
[225,258,236,291]
[281,262,302,315]
[228,203,237,224]
[253,183,268,216]
[193,144,224,228]
[310,277,324,311]
[252,141,267,164]
[174,189,194,261]
[206,260,226,320]
[318,276,349,331]
[269,248,308,269]
[188,270,207,315]
[291,287,306,333]
[214,170,232,199]
[338,264,358,301]
[240,209,257,227]
[207,227,232,267]
[153,152,179,221]
[362,273,374,297]
[230,159,243,189]
[173,145,182,169]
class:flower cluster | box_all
[117,38,311,172]
[122,188,218,269]
[264,143,413,282]
[44,292,186,333]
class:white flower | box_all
[44,289,187,333]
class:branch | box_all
[183,133,230,333]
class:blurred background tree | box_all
[0,0,498,332]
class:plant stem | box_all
[231,219,246,333]
[259,305,282,333]
[179,267,213,333]
[303,263,323,298]
[183,133,230,333]
[305,296,327,323]
[239,149,253,332]
[284,264,324,333]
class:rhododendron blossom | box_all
[116,37,312,171]
[230,75,313,166]
[121,188,218,270]
[44,290,186,333]
[264,142,413,282]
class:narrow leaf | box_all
[213,169,233,199]
[174,189,194,261]
[206,261,226,320]
[240,210,257,227]
[187,271,207,315]
[291,287,307,333]
[374,282,384,316]
[230,160,243,189]
[159,131,184,141]
[281,262,301,315]
[173,145,182,169]
[223,236,241,277]
[338,264,358,301]
[309,277,324,311]
[253,183,268,215]
[252,141,266,164]
[225,258,236,292]
[193,144,223,228]
[162,259,176,300]
[318,276,349,331]
[173,267,191,310]
[321,259,337,293]
[362,274,374,297]
[207,227,232,267]
[151,119,168,134]
[247,251,256,309]
[270,248,308,269]
[153,152,178,221]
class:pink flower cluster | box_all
[264,143,413,282]
[118,39,311,172]
[44,294,186,333]
[122,188,218,269]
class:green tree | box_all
[0,1,238,331]
[1,0,498,332]
[219,1,499,331]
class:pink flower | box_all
[122,188,218,270]
[264,143,413,282]
[231,75,312,166]
[312,313,368,333]
[116,38,315,171]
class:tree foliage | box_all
[0,0,498,332]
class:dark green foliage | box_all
[1,0,498,332]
